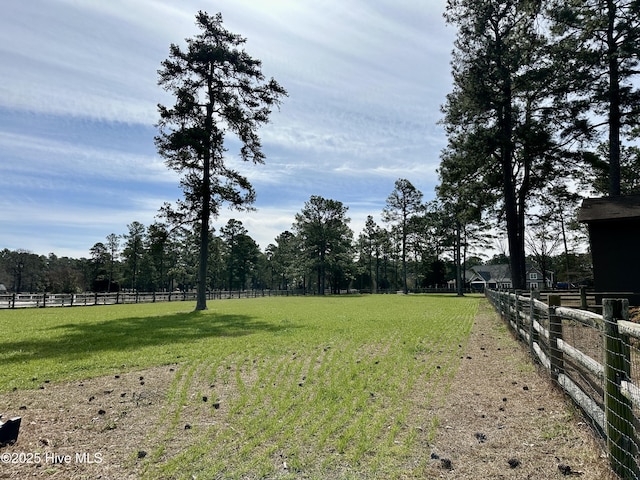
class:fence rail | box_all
[0,289,308,309]
[487,289,640,479]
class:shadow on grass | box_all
[1,310,294,365]
[414,293,484,299]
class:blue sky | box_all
[0,0,455,258]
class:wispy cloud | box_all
[0,131,171,183]
[0,0,454,257]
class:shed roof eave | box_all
[578,195,640,223]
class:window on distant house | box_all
[530,282,539,289]
[529,272,538,280]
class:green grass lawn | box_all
[0,294,480,479]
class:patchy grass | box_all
[0,300,293,391]
[1,294,480,478]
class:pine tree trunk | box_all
[196,150,210,311]
[455,221,464,296]
[496,42,526,292]
[402,226,408,294]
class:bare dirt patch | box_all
[424,301,617,479]
[0,299,619,479]
[0,365,177,479]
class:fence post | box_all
[603,298,637,479]
[548,295,563,381]
[11,293,16,309]
[580,286,588,310]
[529,290,540,355]
[514,293,521,337]
[503,292,509,319]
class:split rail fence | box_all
[487,289,640,479]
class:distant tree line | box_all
[0,179,592,294]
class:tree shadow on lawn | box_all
[417,293,483,299]
[1,310,296,366]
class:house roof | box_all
[467,264,511,284]
[464,264,547,285]
[477,271,491,281]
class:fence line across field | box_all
[487,289,640,480]
[0,287,462,309]
[0,289,309,309]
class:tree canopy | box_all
[547,0,640,196]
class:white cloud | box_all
[0,131,173,185]
[0,0,454,257]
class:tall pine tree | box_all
[293,196,353,295]
[382,179,424,294]
[441,0,557,290]
[156,12,286,310]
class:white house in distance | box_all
[463,264,552,292]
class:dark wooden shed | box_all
[578,195,640,305]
